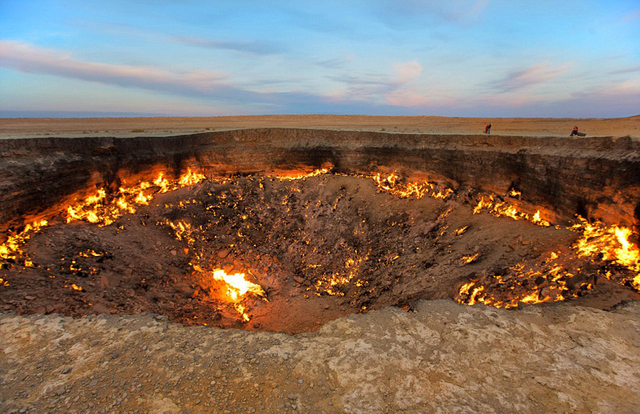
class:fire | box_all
[473,195,550,227]
[457,216,640,309]
[460,253,479,264]
[65,168,207,226]
[205,268,265,321]
[455,252,582,309]
[211,269,265,302]
[372,172,453,200]
[0,219,48,262]
[276,168,332,181]
[571,218,640,288]
[315,253,369,296]
[179,168,206,186]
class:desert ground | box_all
[1,114,639,139]
[1,115,640,413]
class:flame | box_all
[211,269,265,302]
[473,195,550,227]
[315,253,369,296]
[0,219,48,262]
[179,168,206,186]
[372,172,453,200]
[276,168,331,181]
[571,218,640,288]
[65,168,206,226]
[460,253,479,264]
[210,269,266,321]
[457,217,640,308]
[454,226,469,236]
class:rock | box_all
[61,367,71,374]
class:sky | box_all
[0,0,639,118]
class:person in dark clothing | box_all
[484,123,492,134]
[570,126,586,137]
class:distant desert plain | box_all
[1,114,639,139]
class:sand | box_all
[1,114,639,139]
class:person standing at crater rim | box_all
[484,123,492,134]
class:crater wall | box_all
[1,129,639,232]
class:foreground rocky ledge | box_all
[1,300,639,413]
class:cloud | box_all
[610,65,640,75]
[494,62,571,92]
[169,35,282,55]
[0,40,230,95]
[73,21,283,55]
[0,40,364,112]
[393,61,422,83]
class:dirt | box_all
[1,114,639,139]
[2,300,640,413]
[1,174,638,334]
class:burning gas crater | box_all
[1,167,639,332]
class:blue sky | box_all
[1,0,639,118]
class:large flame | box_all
[192,266,266,321]
[571,218,640,289]
[211,269,266,303]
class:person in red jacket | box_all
[484,123,492,134]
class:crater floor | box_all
[1,173,637,333]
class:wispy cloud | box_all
[610,65,640,75]
[0,40,229,94]
[494,62,571,92]
[169,35,282,55]
[0,40,385,112]
[73,20,283,55]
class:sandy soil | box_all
[2,300,640,413]
[1,114,639,139]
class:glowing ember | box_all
[460,253,480,264]
[455,250,584,309]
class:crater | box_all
[1,130,639,333]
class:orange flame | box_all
[65,168,206,226]
[571,218,640,288]
[275,168,331,181]
[372,172,453,200]
[473,195,550,227]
